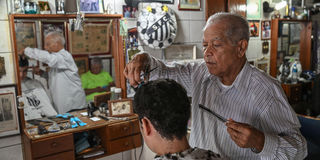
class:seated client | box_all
[133,79,225,160]
[81,58,115,102]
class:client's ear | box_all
[141,117,153,137]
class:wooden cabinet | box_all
[23,133,74,160]
[206,0,227,20]
[97,119,142,155]
[205,0,246,20]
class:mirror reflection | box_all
[16,20,115,121]
[276,22,302,82]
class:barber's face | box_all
[203,23,240,77]
[44,36,60,53]
[91,63,102,74]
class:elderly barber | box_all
[21,31,86,114]
[124,12,307,159]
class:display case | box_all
[270,19,312,104]
[270,19,312,78]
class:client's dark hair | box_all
[19,56,29,67]
[133,79,191,140]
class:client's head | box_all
[133,79,191,153]
[19,56,29,80]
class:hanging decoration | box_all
[137,3,177,49]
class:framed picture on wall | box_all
[68,22,112,55]
[255,58,269,73]
[74,56,89,75]
[139,0,174,4]
[248,20,260,37]
[0,85,19,137]
[41,22,66,49]
[178,0,201,11]
[261,20,271,40]
[79,0,101,13]
[14,22,37,55]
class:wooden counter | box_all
[22,110,142,160]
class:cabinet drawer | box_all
[107,120,140,140]
[36,150,74,160]
[32,134,74,158]
[108,134,142,155]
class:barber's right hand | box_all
[123,53,150,87]
[32,66,42,75]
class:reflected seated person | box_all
[133,79,225,160]
[19,55,57,120]
[81,58,115,102]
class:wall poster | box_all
[0,85,19,137]
[68,22,112,55]
[15,22,37,55]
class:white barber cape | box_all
[24,47,86,114]
[21,77,57,120]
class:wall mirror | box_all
[9,14,125,128]
[275,21,302,76]
[270,19,311,78]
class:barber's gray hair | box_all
[203,12,249,45]
[45,31,65,46]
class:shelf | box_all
[9,13,123,19]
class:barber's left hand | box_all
[226,119,265,152]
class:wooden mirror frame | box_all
[9,14,126,129]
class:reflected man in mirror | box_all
[21,31,86,114]
[134,79,224,160]
[81,58,115,102]
[124,12,307,159]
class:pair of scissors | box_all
[132,65,158,91]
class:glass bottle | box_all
[292,63,298,84]
[114,88,122,100]
[110,87,116,100]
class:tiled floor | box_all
[0,134,23,160]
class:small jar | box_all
[114,88,122,100]
[110,87,116,100]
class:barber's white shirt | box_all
[25,48,86,114]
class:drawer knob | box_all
[124,142,129,147]
[51,142,58,148]
[123,127,128,131]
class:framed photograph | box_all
[80,0,100,13]
[261,20,271,40]
[123,5,138,18]
[247,0,261,19]
[14,22,37,55]
[255,59,269,73]
[68,22,112,55]
[38,1,51,14]
[178,0,201,11]
[108,99,133,117]
[0,85,19,137]
[0,56,6,79]
[74,56,89,75]
[248,20,260,37]
[41,22,66,48]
